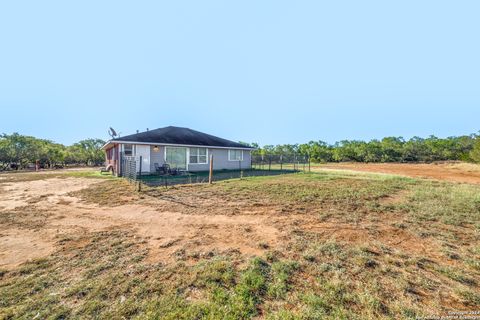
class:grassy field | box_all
[0,165,479,319]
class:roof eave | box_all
[101,141,116,150]
[106,140,254,150]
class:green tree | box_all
[0,133,106,170]
[470,138,480,163]
[68,139,105,166]
[300,141,333,163]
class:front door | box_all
[165,147,187,170]
[135,145,151,173]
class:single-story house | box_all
[102,126,254,175]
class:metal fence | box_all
[118,152,310,188]
[137,169,294,187]
[121,155,138,182]
[251,153,310,171]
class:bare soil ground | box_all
[1,166,479,319]
[315,162,480,184]
[0,176,278,270]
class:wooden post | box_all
[209,154,214,184]
[138,156,142,191]
[138,156,142,181]
[35,160,39,172]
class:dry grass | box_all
[312,162,480,185]
[69,179,140,207]
[1,168,480,319]
[448,162,480,173]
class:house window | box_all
[124,144,133,156]
[189,148,207,164]
[228,149,243,161]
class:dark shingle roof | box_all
[111,126,253,149]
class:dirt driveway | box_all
[315,162,480,184]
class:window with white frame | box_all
[189,148,207,164]
[123,144,133,156]
[228,149,243,161]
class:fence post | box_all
[239,159,243,179]
[137,156,142,191]
[308,155,311,172]
[139,156,142,177]
[280,155,283,171]
[119,152,123,177]
[209,154,214,184]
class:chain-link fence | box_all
[119,152,310,188]
[137,169,291,187]
[120,155,138,182]
[251,153,310,171]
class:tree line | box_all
[248,133,480,163]
[2,131,480,171]
[0,133,105,170]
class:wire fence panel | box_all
[119,151,310,188]
[121,155,138,182]
[251,153,309,171]
[137,168,295,187]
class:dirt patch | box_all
[0,177,99,210]
[76,205,280,264]
[315,162,480,184]
[379,189,411,205]
[0,177,280,268]
[0,228,55,269]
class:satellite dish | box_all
[108,127,118,138]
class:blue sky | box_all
[0,1,479,146]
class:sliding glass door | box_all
[165,147,187,170]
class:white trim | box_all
[103,140,254,151]
[188,147,208,165]
[228,149,244,161]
